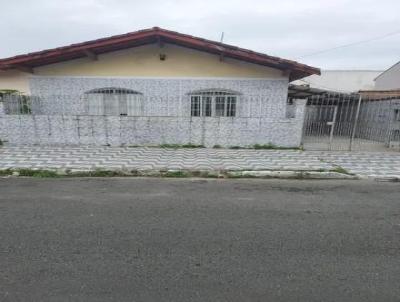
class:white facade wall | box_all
[0,76,306,147]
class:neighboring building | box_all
[0,27,319,147]
[293,70,383,93]
[374,61,400,90]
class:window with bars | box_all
[190,90,238,117]
[3,95,32,115]
[85,87,143,116]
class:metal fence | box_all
[302,93,400,151]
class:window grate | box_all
[85,87,143,116]
[189,90,238,117]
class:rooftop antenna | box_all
[220,32,224,43]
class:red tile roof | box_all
[0,27,320,81]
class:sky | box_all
[1,0,399,70]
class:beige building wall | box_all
[0,44,286,93]
[0,70,31,94]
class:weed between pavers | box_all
[6,169,60,177]
[162,171,189,177]
[331,166,351,175]
[0,167,353,179]
[157,143,205,149]
[229,144,302,150]
[122,143,302,150]
[0,169,12,176]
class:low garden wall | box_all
[0,100,306,147]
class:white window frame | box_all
[190,90,238,117]
[85,88,143,116]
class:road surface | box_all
[0,178,399,301]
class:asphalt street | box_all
[0,178,399,302]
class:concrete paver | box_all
[1,146,400,179]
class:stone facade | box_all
[0,76,306,147]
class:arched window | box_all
[188,89,239,117]
[85,87,143,116]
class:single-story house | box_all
[0,27,319,147]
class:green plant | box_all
[213,144,222,149]
[252,143,302,150]
[331,166,351,175]
[19,95,32,114]
[181,143,204,148]
[71,169,125,177]
[0,139,3,146]
[163,170,189,177]
[159,143,181,149]
[253,143,276,149]
[158,143,204,149]
[17,169,59,177]
[0,169,12,176]
[0,89,19,98]
[0,90,31,114]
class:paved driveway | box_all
[1,146,400,179]
[0,178,399,301]
[315,151,400,179]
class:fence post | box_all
[328,106,338,151]
[349,94,362,151]
[387,99,393,148]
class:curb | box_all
[0,168,358,180]
[226,170,357,180]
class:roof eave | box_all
[0,27,320,78]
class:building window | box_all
[189,90,238,117]
[3,94,32,115]
[85,87,143,116]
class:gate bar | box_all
[349,94,362,151]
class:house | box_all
[375,61,400,90]
[0,27,319,147]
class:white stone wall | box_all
[0,101,306,147]
[29,77,289,118]
[0,77,307,147]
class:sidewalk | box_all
[1,146,400,180]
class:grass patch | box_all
[158,143,204,149]
[212,144,222,149]
[0,139,3,146]
[229,144,302,150]
[9,169,60,178]
[162,170,189,178]
[70,170,125,177]
[0,169,12,176]
[252,143,302,150]
[181,143,204,148]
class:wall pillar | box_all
[294,99,307,119]
[293,99,307,147]
[0,100,5,116]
